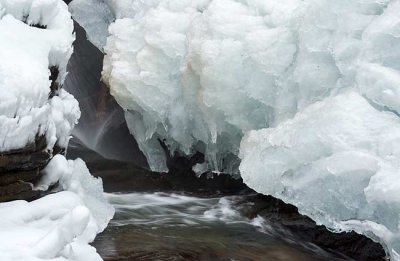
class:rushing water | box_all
[64,22,148,166]
[93,193,350,261]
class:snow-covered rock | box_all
[0,155,114,261]
[0,0,79,153]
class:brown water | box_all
[93,193,350,261]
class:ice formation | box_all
[240,91,400,259]
[0,155,114,261]
[0,0,79,152]
[68,0,114,51]
[70,0,400,173]
[69,0,147,51]
[69,0,400,258]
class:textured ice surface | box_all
[69,0,150,51]
[70,0,400,257]
[240,92,400,260]
[0,0,79,152]
[0,155,114,260]
[69,0,114,51]
[89,0,399,174]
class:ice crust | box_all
[0,155,114,261]
[0,0,79,152]
[69,0,400,258]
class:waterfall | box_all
[63,21,148,167]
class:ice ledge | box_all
[239,91,400,260]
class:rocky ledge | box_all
[0,135,59,202]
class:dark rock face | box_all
[0,136,54,202]
[0,135,48,172]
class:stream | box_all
[92,192,349,261]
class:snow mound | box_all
[0,155,114,261]
[0,0,79,152]
[240,92,400,260]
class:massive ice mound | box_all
[240,91,400,259]
[0,155,114,260]
[0,0,79,152]
[71,0,400,174]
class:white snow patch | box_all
[0,0,79,152]
[0,155,114,261]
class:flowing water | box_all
[93,193,350,261]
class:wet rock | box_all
[0,182,41,202]
[234,194,386,261]
[0,169,41,186]
[0,136,59,202]
[0,149,51,172]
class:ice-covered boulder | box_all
[240,91,400,260]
